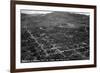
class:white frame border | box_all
[16,4,94,69]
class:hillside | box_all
[21,11,89,29]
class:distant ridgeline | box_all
[21,11,89,29]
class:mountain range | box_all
[21,11,89,29]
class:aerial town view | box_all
[21,10,90,63]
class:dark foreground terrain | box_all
[21,11,90,63]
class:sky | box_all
[21,10,90,16]
[21,10,53,14]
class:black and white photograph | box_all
[21,10,90,63]
[11,1,96,72]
